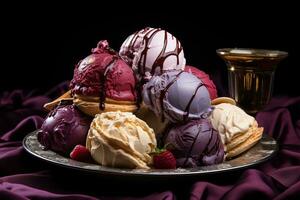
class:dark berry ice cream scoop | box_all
[164,119,224,168]
[37,102,92,155]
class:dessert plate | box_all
[23,130,278,177]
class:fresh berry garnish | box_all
[152,149,176,169]
[70,145,94,163]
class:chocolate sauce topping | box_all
[182,123,208,166]
[159,71,184,122]
[127,30,139,61]
[122,27,184,82]
[134,78,142,109]
[151,31,183,75]
[164,119,225,168]
[138,28,161,76]
[198,129,222,166]
[183,83,204,121]
[99,56,118,110]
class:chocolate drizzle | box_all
[138,28,161,77]
[147,85,154,108]
[124,27,152,75]
[123,27,184,80]
[151,30,168,74]
[182,123,206,167]
[198,128,222,166]
[159,71,184,122]
[151,31,183,75]
[128,30,139,49]
[121,34,143,108]
[99,56,118,110]
[206,130,222,160]
[127,30,139,61]
[183,83,204,121]
[134,78,142,109]
[181,122,222,167]
[197,128,214,165]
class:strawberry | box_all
[70,145,94,163]
[152,149,176,169]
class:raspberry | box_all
[70,145,94,163]
[153,150,176,169]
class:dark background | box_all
[1,6,299,96]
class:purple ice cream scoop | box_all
[164,119,225,168]
[142,70,212,123]
[37,102,92,155]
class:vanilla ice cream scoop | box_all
[86,111,157,169]
[210,103,255,145]
[119,27,186,81]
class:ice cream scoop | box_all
[210,103,255,144]
[184,65,218,100]
[37,101,92,155]
[143,70,212,123]
[210,103,263,158]
[164,119,225,168]
[86,111,157,169]
[119,27,186,81]
[70,40,138,116]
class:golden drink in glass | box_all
[217,48,288,115]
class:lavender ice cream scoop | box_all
[37,102,92,155]
[142,70,212,123]
[164,119,225,168]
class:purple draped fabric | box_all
[1,83,300,200]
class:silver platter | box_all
[23,130,278,177]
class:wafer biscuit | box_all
[226,121,259,151]
[211,97,236,105]
[226,127,263,159]
[43,90,73,111]
[74,94,137,116]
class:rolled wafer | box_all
[211,97,236,106]
[226,127,263,159]
[43,90,73,111]
[226,121,259,151]
[73,94,137,116]
[209,102,264,159]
